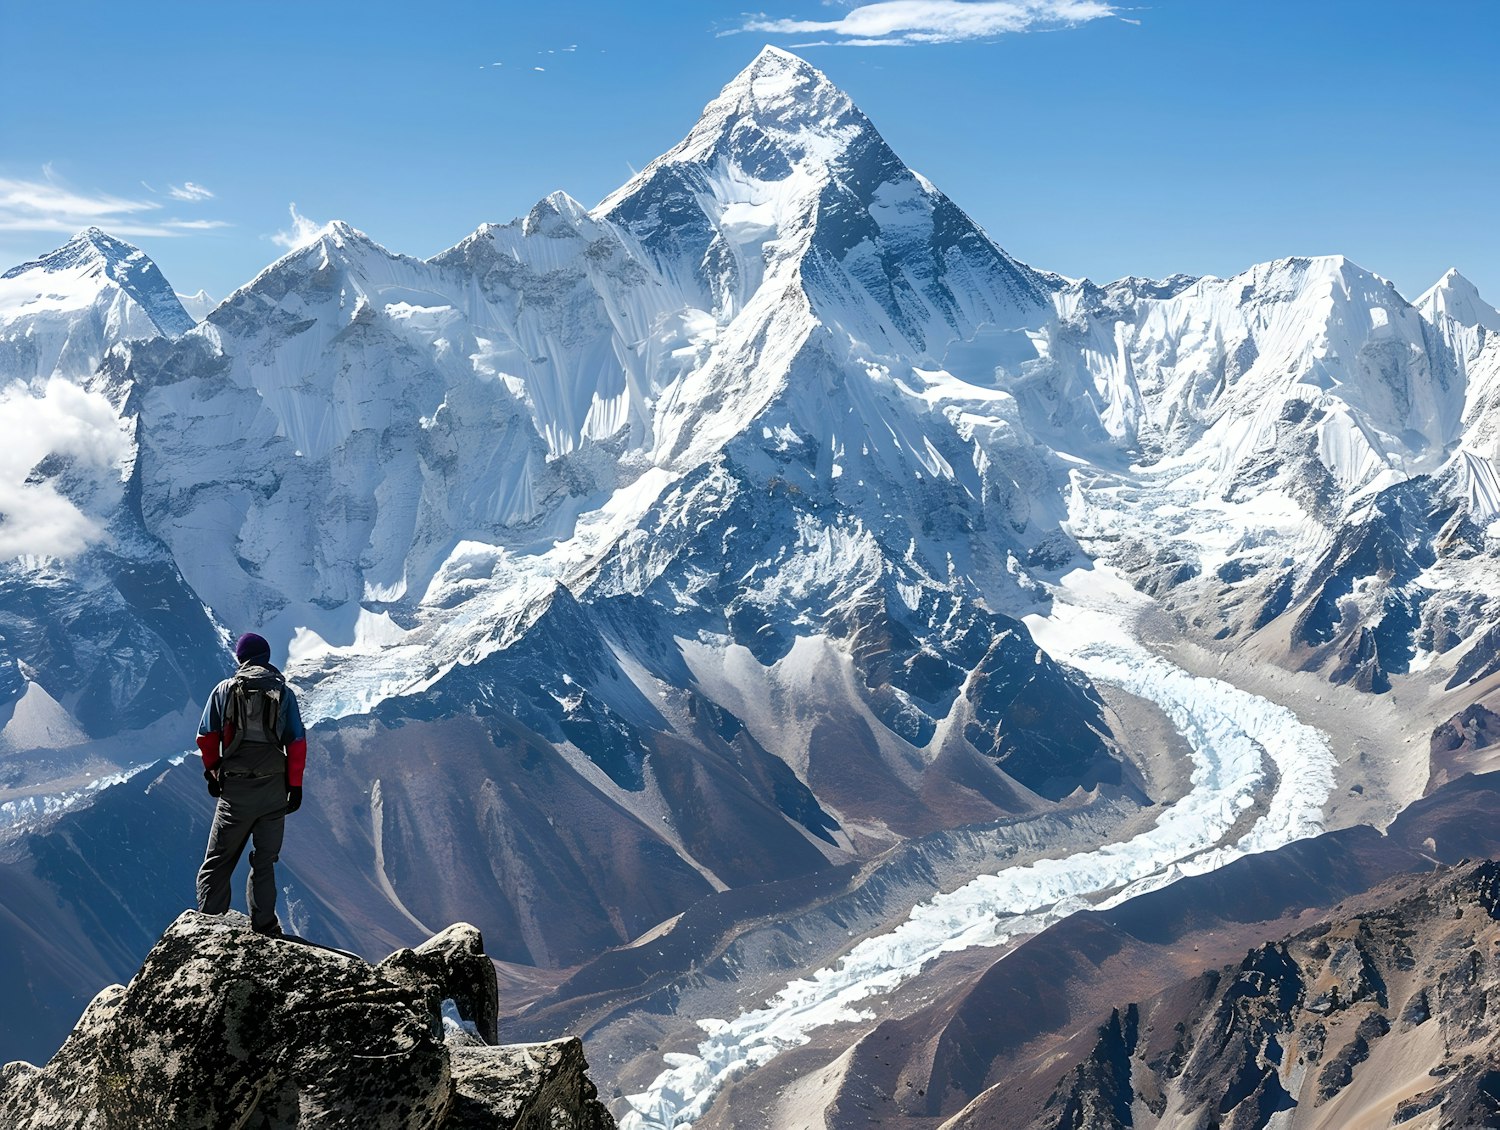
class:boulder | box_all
[0,910,613,1129]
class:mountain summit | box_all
[603,45,1044,321]
[1416,266,1500,332]
[1,227,193,339]
[0,228,193,382]
[608,44,873,185]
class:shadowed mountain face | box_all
[2,45,1500,1121]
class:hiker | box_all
[194,632,307,937]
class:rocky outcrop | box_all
[1032,860,1500,1129]
[1428,702,1500,791]
[0,911,613,1129]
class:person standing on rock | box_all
[195,632,307,937]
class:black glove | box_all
[204,769,221,798]
[286,785,302,814]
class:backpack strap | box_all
[261,680,284,746]
[222,676,249,759]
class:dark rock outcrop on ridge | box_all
[0,911,613,1129]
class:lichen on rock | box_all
[0,910,613,1129]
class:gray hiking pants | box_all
[196,774,288,932]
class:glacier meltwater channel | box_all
[620,569,1337,1129]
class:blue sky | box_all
[3,1,1496,305]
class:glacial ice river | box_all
[620,568,1337,1129]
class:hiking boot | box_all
[252,921,284,939]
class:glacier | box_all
[620,566,1336,1129]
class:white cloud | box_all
[0,378,131,560]
[0,171,229,239]
[735,0,1120,45]
[0,175,157,225]
[269,202,323,251]
[167,181,214,202]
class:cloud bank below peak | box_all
[0,378,131,559]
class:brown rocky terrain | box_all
[1029,859,1500,1129]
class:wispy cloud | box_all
[269,202,323,251]
[0,170,229,239]
[0,377,132,560]
[167,181,215,202]
[734,0,1121,45]
[0,174,157,228]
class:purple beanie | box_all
[234,632,271,664]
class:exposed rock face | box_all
[1429,701,1500,789]
[1033,860,1500,1129]
[0,911,613,1129]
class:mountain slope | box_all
[1045,259,1500,703]
[691,773,1500,1129]
[0,231,216,772]
[1031,858,1500,1129]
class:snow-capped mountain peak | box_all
[0,227,194,340]
[598,43,1048,367]
[314,218,370,248]
[282,219,398,270]
[649,44,868,176]
[212,218,421,319]
[8,227,131,275]
[0,229,194,383]
[1416,267,1500,332]
[522,190,594,237]
[594,44,889,295]
[174,289,216,321]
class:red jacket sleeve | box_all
[198,732,222,772]
[286,737,307,787]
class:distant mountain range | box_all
[1,46,1497,1127]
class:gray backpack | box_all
[222,670,287,775]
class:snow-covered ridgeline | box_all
[620,605,1335,1129]
[0,755,191,834]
